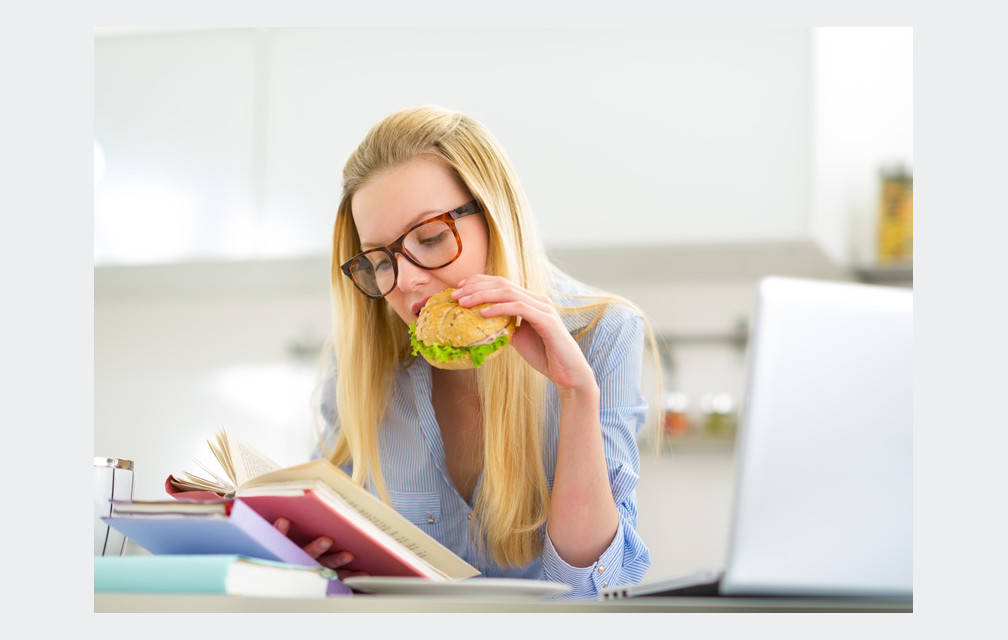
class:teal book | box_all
[94,554,350,597]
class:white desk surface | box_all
[94,593,912,613]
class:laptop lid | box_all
[719,276,913,598]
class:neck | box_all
[431,366,479,394]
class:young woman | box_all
[275,105,661,598]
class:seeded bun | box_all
[410,288,516,369]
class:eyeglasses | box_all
[340,200,483,298]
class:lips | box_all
[411,296,432,316]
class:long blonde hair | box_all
[321,105,661,567]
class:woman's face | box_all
[350,154,490,325]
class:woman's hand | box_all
[273,517,369,580]
[453,275,596,394]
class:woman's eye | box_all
[418,231,450,246]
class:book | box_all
[102,498,347,584]
[94,554,346,597]
[167,426,480,582]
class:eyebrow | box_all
[358,206,451,251]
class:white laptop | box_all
[601,276,913,601]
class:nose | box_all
[395,253,429,292]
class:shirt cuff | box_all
[541,518,627,598]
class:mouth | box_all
[411,296,431,316]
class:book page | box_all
[221,426,284,487]
[245,460,478,579]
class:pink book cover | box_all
[237,489,440,580]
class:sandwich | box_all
[408,288,516,369]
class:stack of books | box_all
[97,426,480,598]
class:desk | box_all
[94,593,912,613]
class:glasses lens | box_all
[345,217,463,297]
[402,219,460,268]
[348,250,395,297]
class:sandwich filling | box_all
[408,322,510,368]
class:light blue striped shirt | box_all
[318,278,651,598]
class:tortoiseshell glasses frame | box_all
[340,199,483,298]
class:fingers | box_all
[455,276,596,390]
[302,535,335,558]
[453,275,553,320]
[453,275,563,345]
[316,549,357,571]
[309,538,357,572]
[304,536,356,571]
[455,275,546,303]
[273,517,357,572]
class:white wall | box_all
[638,446,737,579]
[93,30,261,262]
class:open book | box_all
[168,426,479,582]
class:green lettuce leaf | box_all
[408,322,510,368]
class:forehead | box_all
[351,156,470,247]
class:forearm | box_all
[546,382,620,568]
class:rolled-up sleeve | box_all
[540,308,652,598]
[541,472,650,598]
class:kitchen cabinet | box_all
[94,28,911,277]
[94,28,809,264]
[260,28,811,252]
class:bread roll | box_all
[411,288,516,369]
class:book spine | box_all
[95,555,234,593]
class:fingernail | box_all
[338,553,353,565]
[317,539,331,551]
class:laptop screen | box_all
[720,277,913,598]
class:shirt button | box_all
[467,513,471,521]
[602,581,608,588]
[427,515,435,524]
[597,565,605,574]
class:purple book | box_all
[102,498,351,596]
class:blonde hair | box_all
[321,105,662,567]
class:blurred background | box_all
[93,27,912,580]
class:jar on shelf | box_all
[699,392,737,438]
[662,391,691,437]
[876,165,913,264]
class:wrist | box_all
[556,379,600,405]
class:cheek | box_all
[384,291,411,324]
[437,256,485,288]
[458,226,491,276]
